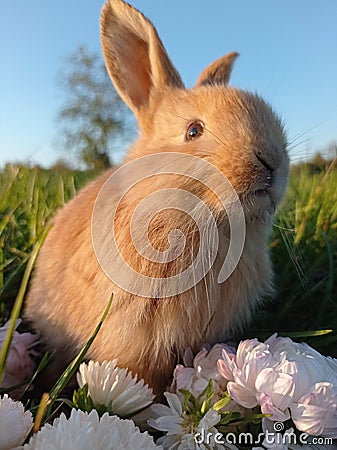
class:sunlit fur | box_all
[25,0,289,393]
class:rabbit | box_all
[25,0,289,394]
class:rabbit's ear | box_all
[101,0,184,118]
[196,52,239,87]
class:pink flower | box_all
[218,339,280,412]
[218,334,337,438]
[0,320,38,398]
[171,343,235,399]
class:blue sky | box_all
[1,0,337,167]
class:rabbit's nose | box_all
[254,149,274,172]
[253,149,275,192]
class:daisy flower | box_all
[23,408,159,449]
[0,394,33,450]
[149,392,236,449]
[76,360,154,417]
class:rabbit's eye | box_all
[185,121,204,141]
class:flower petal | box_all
[256,368,294,410]
[227,381,258,408]
[259,393,290,422]
[164,392,183,417]
[290,402,327,436]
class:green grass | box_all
[247,160,337,356]
[0,159,336,357]
[0,164,96,322]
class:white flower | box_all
[171,344,235,399]
[290,382,337,437]
[77,360,154,417]
[265,334,337,400]
[0,319,38,398]
[266,335,337,438]
[24,408,159,449]
[217,334,337,438]
[0,394,33,450]
[149,392,235,449]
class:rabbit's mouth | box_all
[253,187,271,197]
[241,183,277,216]
[245,175,273,199]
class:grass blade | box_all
[280,329,333,338]
[0,225,51,386]
[46,294,113,416]
[33,393,50,433]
